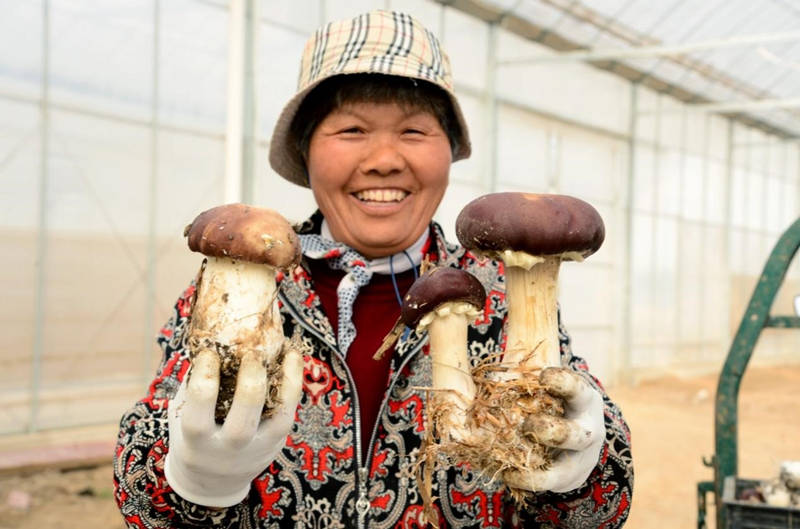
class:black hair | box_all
[290,73,461,163]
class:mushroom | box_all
[401,267,486,442]
[184,203,301,422]
[455,192,604,374]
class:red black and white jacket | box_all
[114,215,633,528]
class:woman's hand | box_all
[506,367,606,493]
[164,347,304,508]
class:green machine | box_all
[697,217,800,528]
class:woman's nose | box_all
[359,135,406,176]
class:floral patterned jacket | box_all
[114,214,633,528]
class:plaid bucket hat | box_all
[268,10,472,188]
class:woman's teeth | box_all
[354,189,408,202]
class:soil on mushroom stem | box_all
[0,364,797,529]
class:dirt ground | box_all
[1,364,798,529]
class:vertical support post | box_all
[143,0,160,387]
[743,130,753,272]
[778,141,788,233]
[486,22,498,193]
[722,119,734,363]
[761,138,772,259]
[225,0,245,204]
[546,131,560,193]
[30,0,50,433]
[795,143,800,280]
[649,95,662,368]
[715,118,735,529]
[241,0,259,204]
[699,114,710,361]
[675,107,687,359]
[620,82,637,386]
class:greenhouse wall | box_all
[1,0,798,434]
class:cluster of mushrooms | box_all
[180,192,604,510]
[400,193,605,508]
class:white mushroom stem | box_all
[190,257,284,365]
[418,301,480,441]
[502,253,565,371]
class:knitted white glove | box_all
[505,367,606,493]
[165,347,304,507]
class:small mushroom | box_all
[401,267,486,441]
[456,192,604,373]
[184,203,301,422]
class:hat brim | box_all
[268,72,472,188]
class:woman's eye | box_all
[339,127,363,134]
[404,128,424,135]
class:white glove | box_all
[505,367,606,493]
[164,347,304,507]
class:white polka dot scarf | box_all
[298,220,427,357]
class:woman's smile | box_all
[352,188,410,204]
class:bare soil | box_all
[0,465,123,529]
[1,364,798,529]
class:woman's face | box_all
[307,101,452,258]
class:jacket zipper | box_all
[279,291,428,529]
[363,338,427,479]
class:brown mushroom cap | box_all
[401,267,487,328]
[455,192,605,259]
[185,203,301,268]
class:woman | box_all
[114,10,633,528]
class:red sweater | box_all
[306,258,417,458]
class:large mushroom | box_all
[455,192,604,374]
[401,267,486,442]
[184,203,301,422]
[455,192,604,495]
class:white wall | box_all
[1,0,799,433]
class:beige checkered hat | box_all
[268,10,471,188]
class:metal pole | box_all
[224,0,245,204]
[778,141,788,235]
[487,22,498,193]
[499,30,800,64]
[649,95,662,369]
[675,107,687,361]
[762,138,772,258]
[620,82,638,386]
[722,119,734,362]
[699,114,710,362]
[143,0,160,387]
[712,115,735,529]
[241,0,259,204]
[742,130,752,275]
[546,131,560,193]
[30,0,50,433]
[793,144,800,278]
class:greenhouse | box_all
[1,1,798,528]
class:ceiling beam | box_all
[687,97,800,113]
[432,0,799,139]
[499,31,800,64]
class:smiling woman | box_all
[113,9,633,529]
